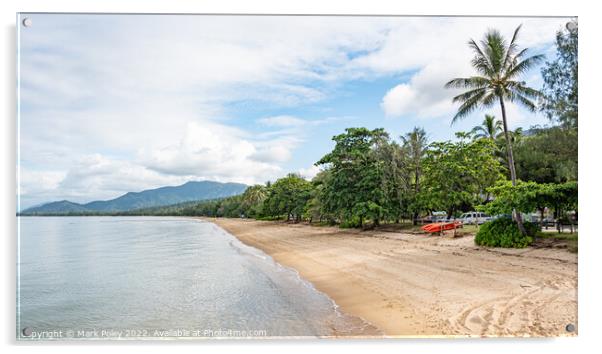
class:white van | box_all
[459,212,491,225]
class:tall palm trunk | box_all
[499,98,527,235]
[412,167,420,225]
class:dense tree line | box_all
[169,123,576,230]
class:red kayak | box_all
[421,221,463,233]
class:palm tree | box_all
[401,127,428,225]
[509,127,524,144]
[241,185,267,217]
[445,25,544,234]
[498,127,525,167]
[471,114,503,140]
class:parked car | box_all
[541,216,556,227]
[431,211,449,222]
[418,211,448,224]
[492,213,512,220]
[458,212,492,225]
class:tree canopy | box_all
[541,20,578,128]
[479,180,577,218]
[316,127,391,227]
[513,126,577,183]
[471,115,502,140]
[419,138,503,218]
[263,173,312,222]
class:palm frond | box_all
[482,30,506,73]
[509,92,538,112]
[471,57,495,77]
[484,115,499,134]
[512,47,529,61]
[444,76,489,89]
[504,53,545,80]
[495,120,503,130]
[481,92,498,107]
[468,39,494,76]
[451,90,487,124]
[503,25,522,68]
[471,126,488,138]
[471,114,502,139]
[507,82,543,99]
[451,87,488,103]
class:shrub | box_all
[474,218,537,248]
[339,216,361,229]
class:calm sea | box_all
[17,216,379,339]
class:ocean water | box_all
[17,216,380,339]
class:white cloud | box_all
[18,155,187,208]
[57,154,186,201]
[298,165,322,180]
[139,121,286,185]
[382,84,416,117]
[18,168,66,199]
[381,62,463,119]
[258,115,353,129]
[250,145,294,163]
[258,115,307,127]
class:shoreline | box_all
[203,217,577,337]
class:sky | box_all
[17,14,572,209]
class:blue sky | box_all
[17,14,571,209]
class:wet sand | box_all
[203,217,577,337]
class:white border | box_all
[2,1,598,353]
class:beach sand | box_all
[203,218,577,337]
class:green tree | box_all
[317,127,390,228]
[240,184,267,218]
[480,180,577,226]
[513,126,577,183]
[480,181,548,217]
[304,170,330,224]
[374,137,410,223]
[541,20,578,128]
[445,25,544,234]
[495,126,524,174]
[401,127,428,224]
[264,174,312,222]
[471,114,502,140]
[211,195,243,218]
[420,138,503,218]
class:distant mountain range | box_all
[20,181,248,215]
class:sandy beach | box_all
[204,217,577,337]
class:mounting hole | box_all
[22,17,32,27]
[565,323,575,332]
[22,327,32,336]
[566,21,577,31]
